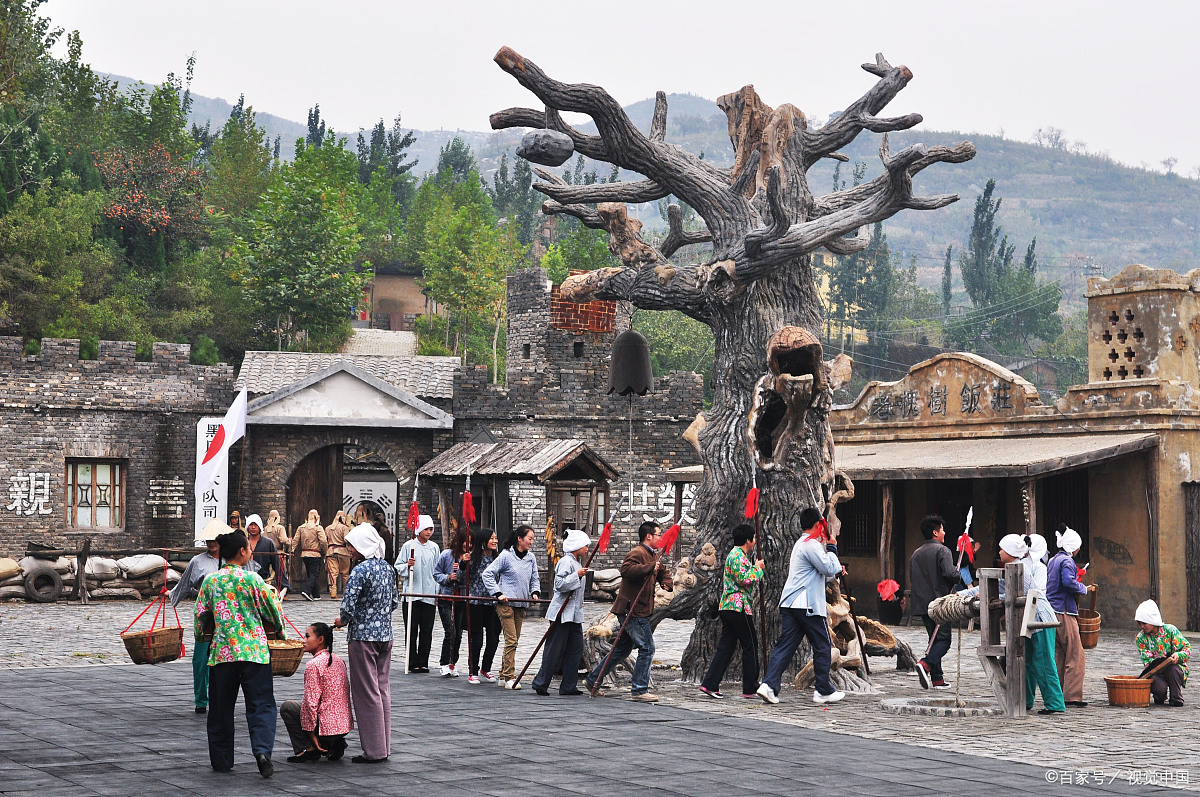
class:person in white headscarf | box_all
[960,534,1066,714]
[333,522,397,762]
[532,529,591,696]
[1135,599,1190,707]
[1047,524,1092,706]
[397,514,440,674]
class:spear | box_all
[512,493,625,686]
[924,506,974,657]
[403,474,419,674]
[589,550,658,698]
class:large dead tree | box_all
[491,47,975,681]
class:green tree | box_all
[941,244,953,314]
[230,132,368,351]
[205,102,274,235]
[632,309,715,406]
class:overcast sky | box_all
[44,0,1200,172]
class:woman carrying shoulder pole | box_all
[532,529,590,696]
[467,527,501,684]
[482,525,541,690]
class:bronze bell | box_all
[608,330,654,396]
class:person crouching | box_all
[1135,599,1190,707]
[280,622,352,763]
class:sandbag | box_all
[118,554,168,580]
[165,569,181,584]
[0,557,19,580]
[0,585,27,600]
[19,556,71,574]
[84,557,120,580]
[0,574,23,588]
[170,561,189,573]
[89,587,142,600]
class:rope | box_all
[927,593,976,624]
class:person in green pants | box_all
[170,521,228,713]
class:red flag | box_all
[461,490,476,525]
[406,501,419,532]
[803,518,830,543]
[658,523,681,552]
[744,487,759,519]
[597,522,612,554]
[877,578,900,602]
[957,533,975,564]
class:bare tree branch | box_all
[732,140,977,279]
[745,166,789,257]
[649,91,668,142]
[802,52,922,169]
[729,149,761,198]
[490,106,607,160]
[491,47,749,244]
[530,166,668,205]
[541,199,606,229]
[809,140,976,219]
[822,228,871,255]
[661,203,713,259]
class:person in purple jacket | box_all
[1046,524,1093,707]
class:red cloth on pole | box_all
[461,491,476,525]
[597,522,612,554]
[744,487,759,519]
[658,523,681,552]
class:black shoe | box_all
[287,749,321,764]
[327,738,347,762]
[255,753,273,778]
[1037,709,1064,715]
[1168,700,1185,707]
[352,755,388,764]
[532,686,549,696]
[915,661,932,690]
[194,706,207,714]
[1065,700,1088,707]
[560,689,585,696]
[301,592,315,602]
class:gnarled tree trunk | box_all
[491,48,974,683]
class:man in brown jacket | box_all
[292,509,328,601]
[325,511,351,599]
[585,521,673,702]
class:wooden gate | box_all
[287,446,344,533]
[1184,481,1200,631]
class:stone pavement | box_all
[0,597,1194,794]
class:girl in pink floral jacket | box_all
[280,622,354,763]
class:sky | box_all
[42,0,1200,173]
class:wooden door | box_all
[287,445,344,532]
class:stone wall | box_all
[0,337,235,556]
[456,268,705,570]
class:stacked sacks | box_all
[0,557,24,600]
[590,568,622,602]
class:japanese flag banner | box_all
[196,390,247,500]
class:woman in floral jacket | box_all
[1135,599,1190,706]
[699,523,764,699]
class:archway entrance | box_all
[286,445,344,535]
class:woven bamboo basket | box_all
[1104,675,1152,707]
[1077,609,1102,649]
[121,626,184,665]
[269,639,305,676]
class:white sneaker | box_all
[505,679,522,690]
[482,671,498,684]
[467,675,480,684]
[440,665,454,677]
[813,690,845,704]
[756,683,779,704]
[448,664,460,678]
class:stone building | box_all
[0,338,234,554]
[833,264,1200,628]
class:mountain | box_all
[120,76,1199,303]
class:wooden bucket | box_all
[1077,609,1101,649]
[269,639,305,677]
[121,626,184,665]
[1104,675,1152,707]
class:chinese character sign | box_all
[6,472,51,515]
[617,482,697,527]
[195,417,228,536]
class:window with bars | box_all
[65,460,124,529]
[838,480,880,558]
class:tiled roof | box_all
[339,328,418,356]
[236,351,460,399]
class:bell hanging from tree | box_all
[607,330,654,396]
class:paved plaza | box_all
[0,597,1194,795]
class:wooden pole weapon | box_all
[513,491,621,686]
[590,535,657,698]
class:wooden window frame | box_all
[64,459,125,531]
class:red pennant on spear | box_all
[461,467,477,526]
[407,474,420,532]
[658,522,681,553]
[746,469,769,680]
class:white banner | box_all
[342,480,398,534]
[195,417,229,537]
